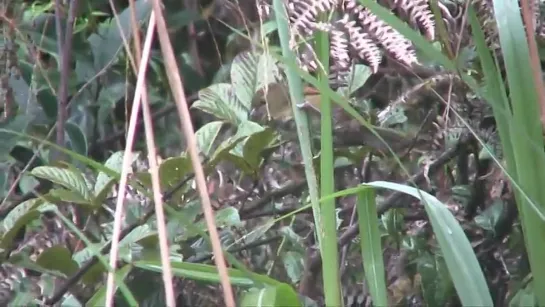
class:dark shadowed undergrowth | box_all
[0,0,544,306]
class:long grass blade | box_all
[356,188,388,306]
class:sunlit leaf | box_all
[31,166,93,202]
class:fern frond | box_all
[340,15,382,72]
[287,0,338,35]
[343,0,417,66]
[390,0,436,40]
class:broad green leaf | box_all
[158,156,193,194]
[231,51,260,107]
[195,121,224,157]
[164,9,202,33]
[245,219,276,243]
[17,174,39,195]
[240,284,301,307]
[213,207,242,227]
[7,281,36,306]
[36,245,79,276]
[36,87,59,120]
[346,64,372,95]
[231,51,280,107]
[208,134,250,168]
[0,115,31,162]
[119,225,153,247]
[94,180,117,208]
[61,295,82,307]
[94,151,139,199]
[509,283,537,307]
[94,151,124,196]
[9,71,41,120]
[0,163,9,198]
[1,198,43,249]
[474,200,504,233]
[230,120,265,157]
[96,81,127,131]
[184,207,242,239]
[242,128,277,170]
[73,243,109,286]
[278,227,306,252]
[31,166,92,202]
[192,83,249,124]
[282,251,304,284]
[88,0,151,71]
[418,253,454,306]
[73,243,104,266]
[49,188,92,206]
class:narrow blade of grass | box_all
[272,0,322,248]
[492,0,545,303]
[356,188,388,306]
[314,10,342,307]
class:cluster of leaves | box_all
[191,51,281,173]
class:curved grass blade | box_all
[322,181,493,306]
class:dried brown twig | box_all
[149,0,236,305]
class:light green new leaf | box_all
[195,121,224,157]
[1,198,43,249]
[240,284,301,307]
[31,166,93,203]
[346,64,372,96]
[231,51,280,107]
[230,120,265,157]
[192,83,249,124]
[94,151,141,204]
[49,188,92,206]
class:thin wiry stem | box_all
[149,0,236,305]
[104,14,159,307]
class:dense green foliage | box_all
[0,0,544,306]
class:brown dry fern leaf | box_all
[287,0,339,35]
[341,14,382,72]
[471,0,544,51]
[277,0,437,85]
[381,0,436,40]
[343,0,418,66]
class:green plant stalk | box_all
[428,0,454,59]
[315,11,342,306]
[467,8,518,180]
[491,0,545,303]
[271,0,324,249]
